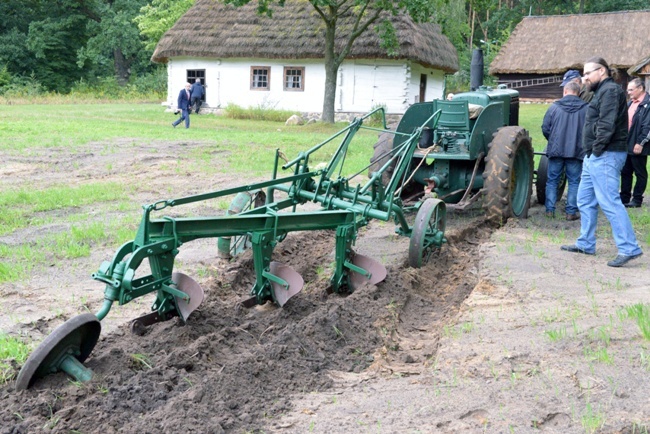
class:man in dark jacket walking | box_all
[190,78,205,114]
[172,82,192,129]
[561,57,643,267]
[542,81,588,220]
[620,78,650,208]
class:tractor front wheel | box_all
[483,126,534,224]
[535,154,567,205]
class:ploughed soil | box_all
[1,139,649,433]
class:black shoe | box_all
[624,201,642,208]
[607,252,643,267]
[561,245,595,255]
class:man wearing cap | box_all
[560,57,643,267]
[561,69,593,103]
[542,81,588,220]
[620,78,650,208]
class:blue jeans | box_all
[575,151,643,256]
[545,157,582,215]
[173,108,190,128]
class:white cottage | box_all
[152,0,458,116]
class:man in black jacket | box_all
[561,57,643,267]
[620,78,650,208]
[190,78,205,114]
[542,81,588,220]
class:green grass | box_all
[0,334,31,383]
[0,183,128,235]
[620,304,650,340]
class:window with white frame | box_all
[284,67,304,91]
[251,67,270,90]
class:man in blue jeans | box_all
[542,81,588,220]
[172,82,192,129]
[561,57,643,267]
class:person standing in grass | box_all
[542,81,588,221]
[620,78,650,208]
[172,82,192,129]
[561,57,643,267]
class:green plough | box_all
[16,108,447,390]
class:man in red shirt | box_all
[620,78,650,208]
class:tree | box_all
[77,0,150,86]
[226,0,439,123]
[134,0,195,51]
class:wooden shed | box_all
[628,55,650,89]
[489,10,650,100]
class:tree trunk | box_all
[321,20,339,123]
[113,48,130,86]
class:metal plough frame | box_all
[16,108,448,389]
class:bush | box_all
[224,102,299,122]
[0,73,46,98]
[0,67,165,102]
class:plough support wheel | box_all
[16,313,101,390]
[409,198,446,268]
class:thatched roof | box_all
[152,0,458,72]
[490,10,650,74]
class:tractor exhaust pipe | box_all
[470,48,484,91]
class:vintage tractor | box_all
[369,85,534,222]
[15,85,534,390]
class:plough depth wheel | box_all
[16,313,100,390]
[408,198,446,268]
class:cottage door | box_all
[419,74,427,102]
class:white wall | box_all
[167,57,446,115]
[409,63,446,104]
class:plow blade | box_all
[348,254,387,291]
[173,272,205,322]
[269,262,304,307]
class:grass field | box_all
[1,102,648,272]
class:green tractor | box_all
[370,85,534,223]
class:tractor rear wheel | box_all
[369,131,422,202]
[368,131,395,185]
[483,126,534,224]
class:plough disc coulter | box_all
[17,108,448,389]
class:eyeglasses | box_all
[583,67,602,77]
[627,86,640,92]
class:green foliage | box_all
[0,0,168,93]
[0,71,46,98]
[77,0,151,85]
[0,65,10,88]
[135,0,196,51]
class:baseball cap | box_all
[560,70,581,87]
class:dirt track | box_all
[1,140,649,433]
